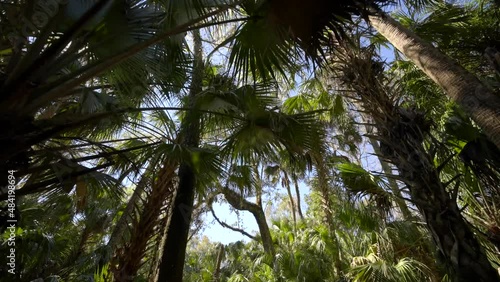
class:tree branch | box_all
[209,206,257,241]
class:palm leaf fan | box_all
[337,162,392,215]
[228,0,393,81]
[266,0,360,59]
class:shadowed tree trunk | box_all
[381,112,499,282]
[292,174,305,220]
[213,244,225,282]
[314,154,343,276]
[337,47,500,282]
[368,9,500,149]
[282,171,297,227]
[157,29,204,282]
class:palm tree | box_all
[5,1,500,281]
[158,28,205,282]
[220,165,276,256]
[183,192,438,282]
[111,161,178,281]
[156,61,328,279]
[222,0,500,148]
[367,7,500,149]
[0,0,233,171]
[331,40,499,281]
[0,3,230,279]
[264,159,301,227]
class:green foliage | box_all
[1,0,499,281]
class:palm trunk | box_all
[283,172,297,227]
[107,172,150,252]
[148,197,176,282]
[337,48,500,282]
[314,155,343,276]
[157,29,204,282]
[212,244,225,282]
[383,118,499,282]
[368,10,500,150]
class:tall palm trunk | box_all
[158,29,204,282]
[147,200,174,282]
[337,49,500,282]
[380,110,499,282]
[368,10,500,149]
[314,155,343,276]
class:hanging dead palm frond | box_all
[111,161,177,280]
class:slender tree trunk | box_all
[368,10,500,149]
[157,29,204,282]
[212,244,225,282]
[292,174,304,220]
[314,155,343,276]
[283,172,297,227]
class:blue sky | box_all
[201,137,383,244]
[200,129,384,244]
[201,180,311,244]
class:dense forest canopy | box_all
[0,0,499,281]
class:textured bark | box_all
[336,48,500,282]
[107,173,150,252]
[157,29,204,282]
[222,187,275,255]
[384,124,499,282]
[157,165,197,282]
[369,11,500,150]
[314,155,343,275]
[148,175,179,282]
